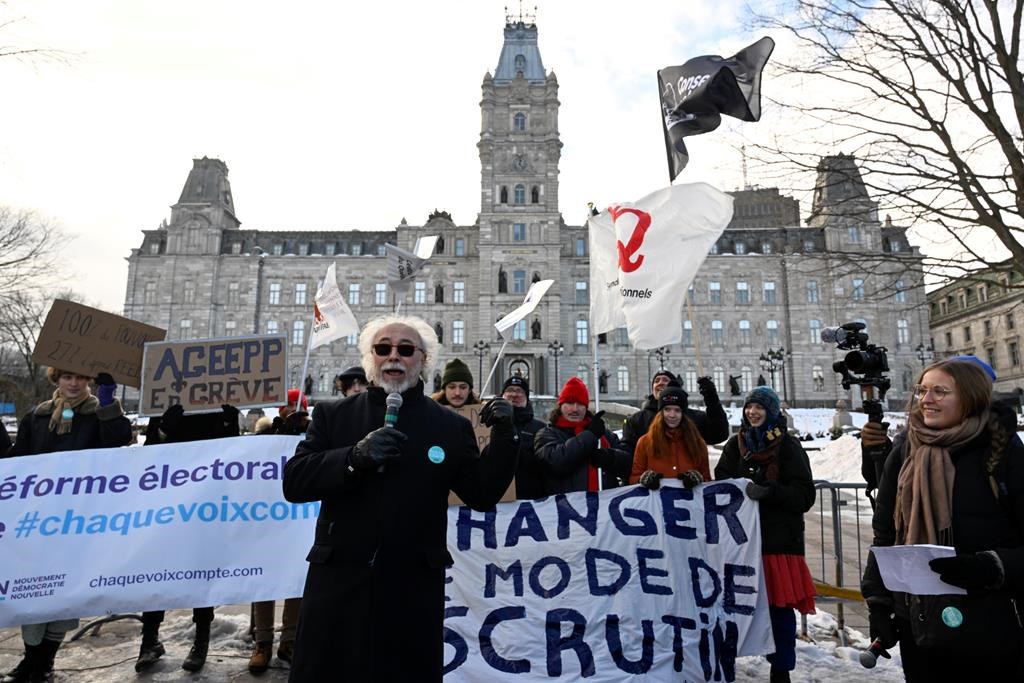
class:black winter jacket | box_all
[533,413,632,494]
[282,382,518,681]
[621,392,730,453]
[861,404,1024,619]
[6,397,131,456]
[714,430,816,555]
[511,403,547,500]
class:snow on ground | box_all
[0,606,906,682]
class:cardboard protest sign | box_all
[139,335,287,416]
[448,404,516,505]
[32,300,166,387]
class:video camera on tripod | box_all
[821,322,891,497]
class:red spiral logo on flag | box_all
[609,206,652,273]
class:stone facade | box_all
[122,19,928,409]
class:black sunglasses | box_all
[372,343,422,358]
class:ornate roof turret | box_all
[493,9,547,85]
[807,153,879,227]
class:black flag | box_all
[657,36,775,181]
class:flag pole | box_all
[592,338,601,413]
[481,339,509,398]
[686,296,705,377]
[297,321,315,410]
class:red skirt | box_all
[762,554,816,614]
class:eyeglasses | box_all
[372,343,422,358]
[912,385,954,402]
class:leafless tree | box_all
[749,0,1024,288]
[0,1,70,65]
[0,206,67,297]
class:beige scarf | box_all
[895,410,987,545]
[37,388,98,435]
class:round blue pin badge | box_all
[428,446,445,464]
[61,408,74,420]
[941,606,963,628]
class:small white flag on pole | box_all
[385,235,439,302]
[589,183,733,350]
[310,262,360,350]
[495,279,554,338]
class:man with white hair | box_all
[282,315,518,681]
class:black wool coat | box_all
[621,393,730,454]
[533,413,632,495]
[6,398,131,457]
[282,382,518,682]
[511,402,547,500]
[714,432,816,556]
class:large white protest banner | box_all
[0,436,311,627]
[443,480,773,681]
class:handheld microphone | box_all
[859,639,889,668]
[384,392,403,429]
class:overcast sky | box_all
[1,0,814,311]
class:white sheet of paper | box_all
[870,544,967,595]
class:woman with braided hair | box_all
[861,356,1024,680]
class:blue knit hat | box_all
[744,385,780,423]
[949,355,997,381]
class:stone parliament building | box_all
[122,17,928,410]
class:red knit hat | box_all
[557,377,590,406]
[280,388,309,416]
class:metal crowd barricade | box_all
[804,480,870,645]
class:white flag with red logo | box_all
[310,262,360,349]
[589,183,733,349]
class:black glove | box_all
[929,551,1005,593]
[282,410,310,435]
[220,404,241,436]
[677,470,704,489]
[348,427,407,472]
[480,398,514,433]
[868,608,898,650]
[639,470,663,490]
[591,448,616,470]
[586,411,606,437]
[95,372,117,407]
[696,376,720,404]
[158,404,185,440]
[745,481,773,500]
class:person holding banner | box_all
[629,382,711,490]
[620,371,729,455]
[533,377,632,494]
[714,386,816,683]
[501,375,546,500]
[3,369,130,683]
[282,315,519,681]
[431,358,480,408]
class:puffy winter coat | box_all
[533,412,632,494]
[621,392,730,453]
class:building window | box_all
[514,112,526,131]
[812,365,825,391]
[351,243,362,256]
[346,333,357,345]
[852,278,864,301]
[513,223,526,241]
[709,282,721,304]
[576,320,588,345]
[617,366,629,393]
[144,282,157,305]
[1010,341,1020,367]
[763,281,776,305]
[986,347,997,369]
[513,319,527,340]
[375,283,387,306]
[945,331,953,348]
[809,319,821,345]
[150,242,160,255]
[978,285,988,302]
[295,283,307,306]
[454,282,465,304]
[741,366,752,393]
[575,281,587,305]
[514,184,526,204]
[452,320,465,346]
[684,371,697,394]
[806,280,819,304]
[183,282,195,304]
[984,319,992,337]
[266,320,278,335]
[272,243,283,255]
[298,243,308,256]
[739,320,751,345]
[713,367,725,390]
[455,238,465,256]
[179,319,192,336]
[848,226,862,243]
[897,319,909,344]
[711,320,724,345]
[762,241,773,254]
[377,244,387,256]
[225,320,236,335]
[226,282,239,305]
[767,320,779,345]
[709,242,719,255]
[325,243,335,256]
[348,283,360,306]
[616,327,629,345]
[736,282,749,305]
[963,325,972,343]
[1009,314,1016,330]
[803,239,815,252]
[576,364,589,388]
[414,282,426,304]
[735,242,747,255]
[269,283,281,305]
[513,270,526,294]
[292,320,305,346]
[895,280,906,303]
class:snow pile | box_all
[809,435,868,484]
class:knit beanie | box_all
[744,385,781,423]
[442,358,474,388]
[558,377,590,406]
[658,384,688,411]
[280,388,309,416]
[338,366,367,382]
[949,355,997,381]
[651,369,678,388]
[502,375,530,398]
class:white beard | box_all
[374,361,421,395]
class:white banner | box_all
[0,436,311,627]
[589,183,733,349]
[443,480,773,681]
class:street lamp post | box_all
[650,346,670,371]
[915,343,934,367]
[758,347,788,402]
[547,340,564,394]
[472,341,491,388]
